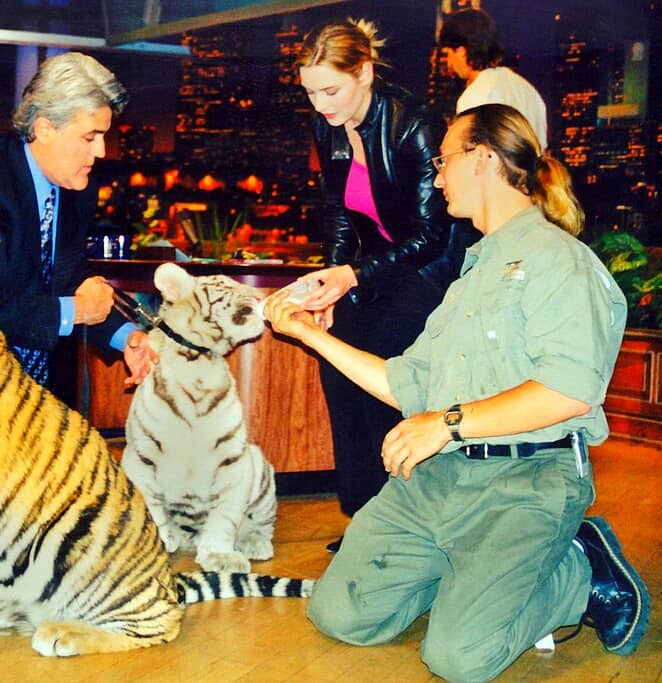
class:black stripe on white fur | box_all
[174,571,315,604]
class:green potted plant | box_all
[182,203,249,260]
[590,231,661,330]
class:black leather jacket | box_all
[312,80,453,303]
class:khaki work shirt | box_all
[385,206,627,449]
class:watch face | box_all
[445,406,463,426]
[445,405,463,441]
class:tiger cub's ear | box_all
[154,263,195,303]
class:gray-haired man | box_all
[0,51,156,392]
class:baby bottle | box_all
[257,278,321,318]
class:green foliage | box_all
[591,231,661,330]
[132,226,160,248]
[191,203,249,259]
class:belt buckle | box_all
[465,443,489,460]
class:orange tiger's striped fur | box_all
[0,331,313,657]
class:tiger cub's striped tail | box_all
[175,571,316,604]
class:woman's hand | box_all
[381,411,449,480]
[313,305,335,331]
[299,265,357,310]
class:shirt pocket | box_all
[477,279,533,388]
[478,279,527,350]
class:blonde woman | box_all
[295,20,469,547]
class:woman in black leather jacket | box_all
[295,19,472,545]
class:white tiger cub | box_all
[122,262,276,574]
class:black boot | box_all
[575,516,650,655]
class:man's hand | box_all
[263,289,321,344]
[265,289,396,409]
[381,411,449,480]
[123,330,159,386]
[73,276,114,325]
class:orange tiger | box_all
[0,331,313,657]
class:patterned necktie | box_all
[40,187,56,284]
[12,188,57,385]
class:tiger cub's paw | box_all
[33,620,154,656]
[238,536,274,561]
[196,547,251,573]
[163,535,179,554]
[156,524,179,553]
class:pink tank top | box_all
[344,158,394,243]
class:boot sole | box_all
[584,516,651,655]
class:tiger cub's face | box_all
[154,263,264,356]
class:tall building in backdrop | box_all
[551,1,661,240]
[175,20,311,194]
[551,15,601,179]
[646,0,662,190]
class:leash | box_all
[111,286,212,355]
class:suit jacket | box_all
[0,133,123,354]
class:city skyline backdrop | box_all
[0,0,659,244]
[99,0,654,153]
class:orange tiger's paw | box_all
[33,622,84,656]
[32,621,150,656]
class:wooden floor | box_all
[2,437,660,683]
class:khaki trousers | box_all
[307,448,594,683]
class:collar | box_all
[354,85,381,134]
[327,80,401,158]
[461,206,543,276]
[156,320,212,356]
[111,287,212,356]
[23,142,58,214]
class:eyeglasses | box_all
[431,146,477,172]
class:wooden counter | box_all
[81,259,334,475]
[604,328,662,444]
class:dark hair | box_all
[456,104,584,235]
[438,9,505,70]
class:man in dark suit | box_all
[0,51,155,394]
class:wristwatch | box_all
[444,404,464,442]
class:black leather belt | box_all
[463,434,574,460]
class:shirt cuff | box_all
[531,357,605,404]
[110,322,137,352]
[59,297,75,336]
[384,356,426,417]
